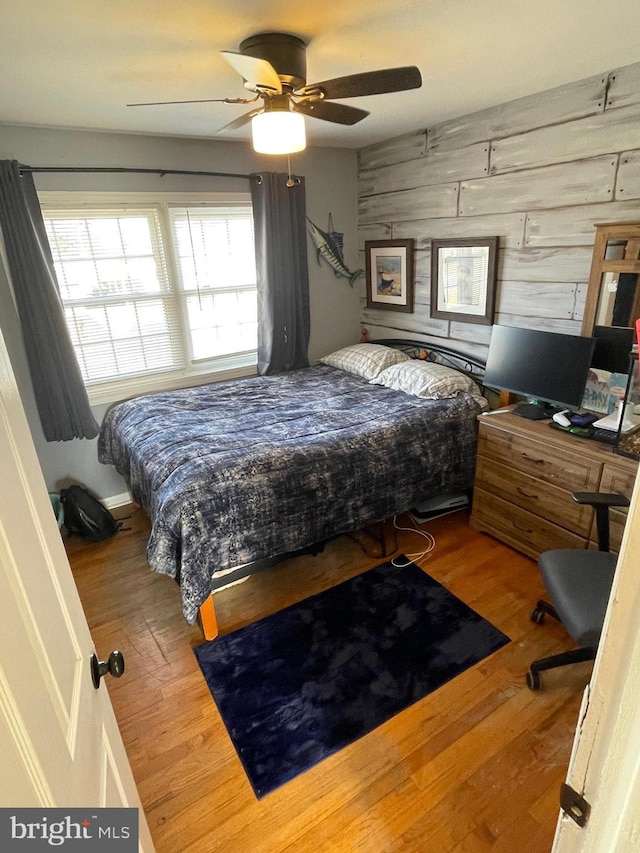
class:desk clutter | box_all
[581,367,628,416]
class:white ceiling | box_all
[2,0,640,151]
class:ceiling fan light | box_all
[251,110,306,155]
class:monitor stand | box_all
[513,401,552,420]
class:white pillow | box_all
[319,343,409,380]
[372,360,481,399]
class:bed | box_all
[98,340,487,637]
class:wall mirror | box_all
[430,237,498,325]
[582,222,640,336]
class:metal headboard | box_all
[372,338,487,386]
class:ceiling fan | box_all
[128,32,422,154]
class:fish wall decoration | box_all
[307,214,363,287]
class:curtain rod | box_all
[18,164,252,180]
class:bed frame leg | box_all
[371,519,397,558]
[198,594,219,641]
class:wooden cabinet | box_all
[470,410,638,559]
[581,221,640,335]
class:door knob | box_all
[90,650,125,689]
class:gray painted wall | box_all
[0,126,360,500]
[357,59,640,362]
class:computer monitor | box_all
[591,325,634,374]
[484,325,596,419]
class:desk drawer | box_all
[600,459,637,500]
[478,424,601,491]
[475,457,593,536]
[471,487,587,560]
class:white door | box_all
[553,467,640,851]
[0,328,154,850]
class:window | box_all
[169,207,257,361]
[41,193,257,403]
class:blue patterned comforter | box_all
[98,364,484,623]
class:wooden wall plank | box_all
[493,314,582,335]
[359,143,489,197]
[606,64,640,111]
[414,250,430,281]
[575,284,588,321]
[428,74,607,153]
[497,282,577,319]
[491,103,640,173]
[459,157,617,217]
[449,323,493,347]
[615,150,640,200]
[361,322,436,343]
[500,247,593,283]
[358,224,392,244]
[359,308,449,338]
[392,213,526,249]
[358,132,427,171]
[413,279,430,307]
[358,183,458,224]
[576,281,589,319]
[524,202,640,247]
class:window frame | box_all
[39,191,258,406]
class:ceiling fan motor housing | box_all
[239,32,307,90]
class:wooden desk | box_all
[470,409,638,559]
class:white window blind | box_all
[169,207,257,361]
[42,196,257,403]
[45,209,181,383]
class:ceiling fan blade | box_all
[127,97,256,107]
[216,108,262,134]
[220,51,282,94]
[297,66,422,100]
[295,100,369,126]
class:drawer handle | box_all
[516,486,538,500]
[520,452,545,465]
[513,521,534,534]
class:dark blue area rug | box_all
[194,558,509,798]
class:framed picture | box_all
[365,239,415,313]
[430,237,499,325]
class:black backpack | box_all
[60,485,121,542]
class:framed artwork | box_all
[365,239,415,313]
[430,237,499,325]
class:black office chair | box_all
[527,491,630,690]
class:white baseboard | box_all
[103,491,133,510]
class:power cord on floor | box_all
[390,515,436,568]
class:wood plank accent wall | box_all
[357,61,640,359]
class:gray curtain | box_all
[250,172,310,374]
[0,160,99,440]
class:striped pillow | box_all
[319,344,409,380]
[372,360,482,399]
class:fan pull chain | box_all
[286,154,295,187]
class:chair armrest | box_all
[572,492,630,509]
[572,492,630,552]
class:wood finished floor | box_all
[66,507,589,853]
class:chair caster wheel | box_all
[530,607,545,624]
[527,670,541,690]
